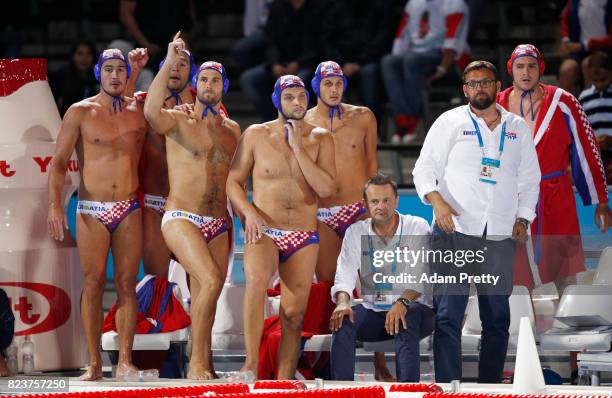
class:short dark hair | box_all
[363,172,398,201]
[463,60,498,82]
[588,51,612,71]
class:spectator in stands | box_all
[240,0,322,121]
[381,0,470,144]
[414,60,540,382]
[580,51,612,183]
[50,40,98,116]
[231,0,274,72]
[119,0,197,69]
[0,288,14,377]
[318,0,395,136]
[329,173,434,382]
[558,0,612,96]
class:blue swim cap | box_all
[311,61,347,97]
[93,48,131,82]
[192,61,229,95]
[271,75,310,112]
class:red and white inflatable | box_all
[0,59,85,371]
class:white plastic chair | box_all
[593,247,612,284]
[462,285,535,351]
[541,284,612,352]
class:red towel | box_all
[257,281,335,379]
[103,275,191,334]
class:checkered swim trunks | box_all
[77,198,141,233]
[262,227,320,262]
[317,201,366,237]
[161,210,228,243]
[144,194,166,217]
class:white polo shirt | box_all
[413,104,541,236]
[331,212,432,312]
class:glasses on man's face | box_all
[464,79,496,89]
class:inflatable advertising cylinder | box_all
[0,59,86,371]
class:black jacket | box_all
[264,0,324,68]
[319,0,395,65]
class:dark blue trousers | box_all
[431,225,514,383]
[331,303,434,382]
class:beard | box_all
[197,91,219,106]
[283,107,306,120]
[468,93,495,110]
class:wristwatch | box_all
[516,217,530,229]
[395,297,412,309]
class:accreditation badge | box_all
[373,282,394,310]
[479,157,500,185]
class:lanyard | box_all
[468,112,506,160]
[368,217,403,274]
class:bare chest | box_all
[331,124,366,158]
[169,123,235,166]
[81,109,146,149]
[508,96,542,134]
[256,137,318,179]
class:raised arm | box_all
[143,33,183,134]
[124,48,149,98]
[47,104,83,241]
[313,131,337,197]
[286,122,336,198]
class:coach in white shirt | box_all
[413,60,540,383]
[329,173,435,382]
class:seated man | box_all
[558,0,612,95]
[329,173,434,382]
[579,51,612,184]
[381,0,469,143]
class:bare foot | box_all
[227,367,256,382]
[239,363,257,375]
[0,356,8,377]
[115,361,139,380]
[79,364,103,381]
[373,353,396,382]
[374,368,397,382]
[187,364,217,380]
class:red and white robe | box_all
[497,84,608,289]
